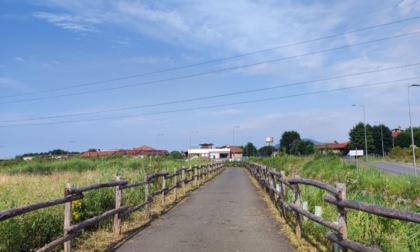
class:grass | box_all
[248,154,420,251]
[0,156,210,251]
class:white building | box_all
[187,143,243,160]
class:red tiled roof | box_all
[219,145,243,153]
[81,145,168,157]
[392,131,401,138]
[133,145,156,151]
[317,141,350,150]
[80,150,117,157]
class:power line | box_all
[2,76,418,127]
[2,30,420,105]
[2,62,419,123]
[2,15,419,99]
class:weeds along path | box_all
[110,167,295,252]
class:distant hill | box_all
[302,138,323,145]
[274,138,323,150]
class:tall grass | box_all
[252,154,420,251]
[0,156,208,251]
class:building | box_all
[391,127,402,138]
[80,145,168,158]
[219,145,244,159]
[129,145,168,157]
[187,144,243,160]
[316,141,350,156]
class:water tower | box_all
[265,136,273,146]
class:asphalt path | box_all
[110,168,295,252]
[351,160,418,175]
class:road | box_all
[353,160,418,175]
[110,168,295,252]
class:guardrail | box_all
[0,163,224,251]
[245,162,420,252]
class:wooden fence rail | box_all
[0,163,224,252]
[246,162,420,252]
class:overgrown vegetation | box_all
[0,156,208,251]
[251,154,420,251]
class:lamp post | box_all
[232,126,240,145]
[353,104,368,161]
[374,121,384,158]
[189,131,199,148]
[408,84,419,175]
[204,137,209,144]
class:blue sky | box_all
[1,0,420,158]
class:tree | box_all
[296,140,315,155]
[243,142,257,157]
[349,123,375,154]
[394,127,420,148]
[280,131,301,154]
[372,124,392,155]
[258,145,276,157]
[50,149,67,155]
[169,151,184,159]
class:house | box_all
[316,141,350,156]
[188,143,229,160]
[219,145,244,159]
[188,143,245,160]
[391,127,402,138]
[80,145,168,158]
[80,150,118,157]
[129,145,168,157]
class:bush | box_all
[252,155,420,251]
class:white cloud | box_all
[205,109,244,116]
[33,12,99,32]
[0,77,20,88]
[0,77,32,93]
[125,56,162,65]
[15,57,25,62]
[398,0,420,14]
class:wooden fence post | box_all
[144,174,150,219]
[114,176,122,237]
[270,172,278,203]
[162,171,166,206]
[279,171,287,218]
[336,183,348,252]
[194,166,198,186]
[173,168,178,201]
[294,175,302,240]
[182,167,186,194]
[198,165,202,184]
[64,183,73,252]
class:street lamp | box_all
[233,126,240,145]
[352,104,368,161]
[204,137,210,144]
[408,84,419,175]
[374,121,385,158]
[189,131,199,148]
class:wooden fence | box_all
[246,162,420,252]
[0,163,224,252]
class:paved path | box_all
[358,161,417,175]
[110,168,295,252]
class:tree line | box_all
[242,124,420,157]
[349,123,420,155]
